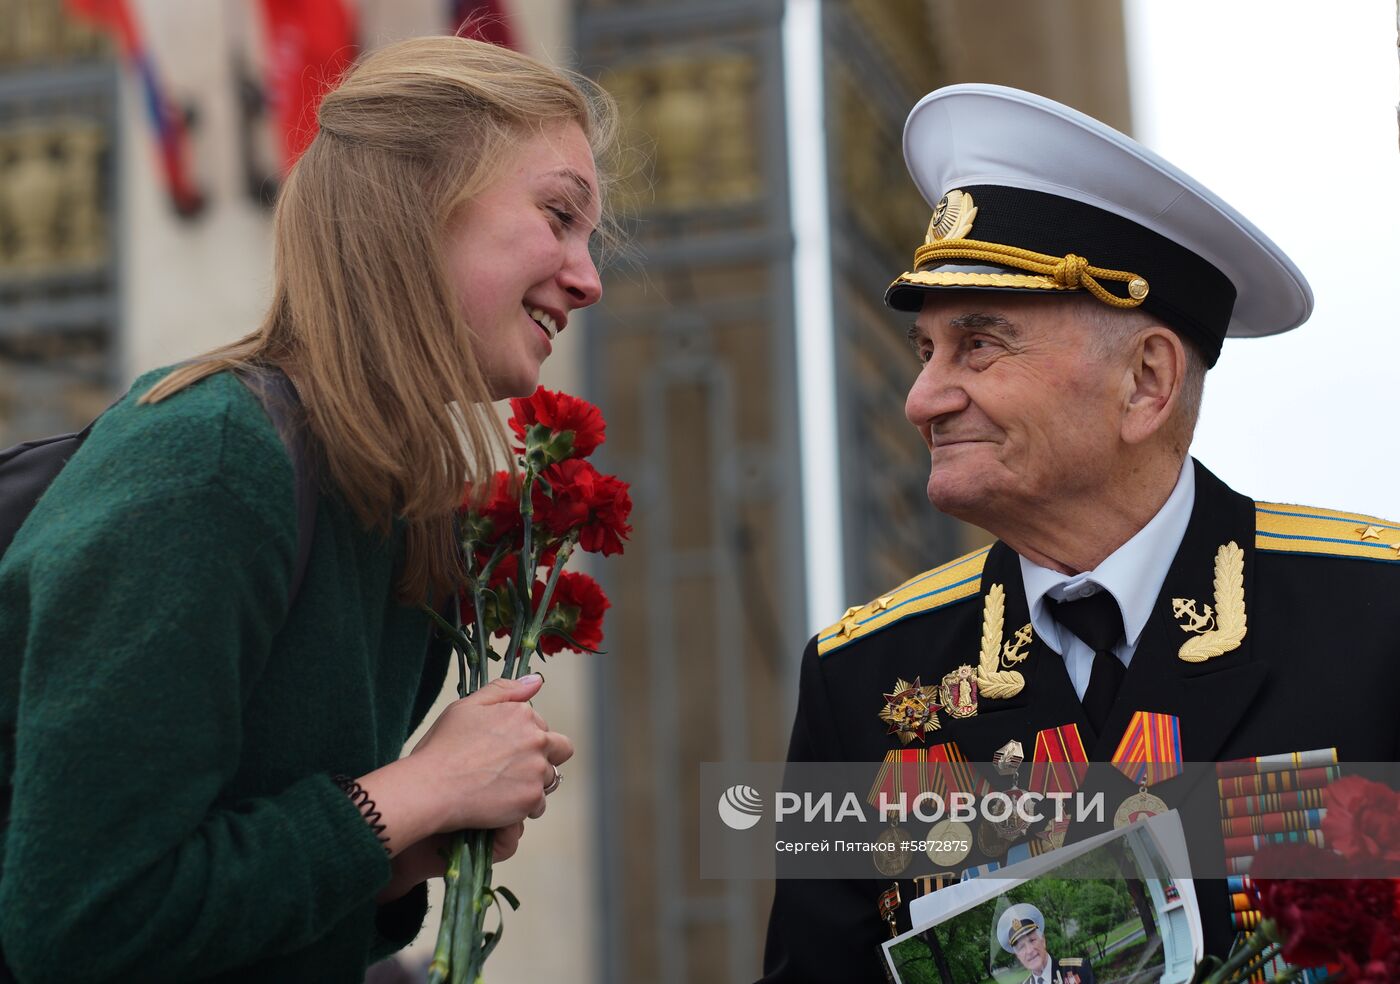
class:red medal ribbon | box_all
[1029,723,1089,795]
[867,741,975,807]
[1110,711,1183,787]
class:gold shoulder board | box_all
[1255,502,1400,562]
[817,547,989,658]
[1060,958,1083,967]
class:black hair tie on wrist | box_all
[332,774,391,855]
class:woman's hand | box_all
[375,821,527,904]
[357,674,573,858]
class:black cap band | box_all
[886,185,1237,367]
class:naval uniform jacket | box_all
[1022,955,1095,984]
[760,460,1400,983]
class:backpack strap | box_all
[236,367,319,607]
[0,422,99,556]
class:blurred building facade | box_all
[0,1,1129,982]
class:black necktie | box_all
[1046,590,1126,734]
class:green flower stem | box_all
[451,592,469,699]
[469,542,509,695]
[456,828,495,984]
[502,474,536,680]
[1205,920,1281,983]
[1232,942,1283,984]
[426,831,466,984]
[515,535,576,679]
[421,604,476,664]
[448,830,482,984]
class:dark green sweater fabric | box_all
[0,369,450,982]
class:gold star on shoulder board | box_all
[1357,524,1384,541]
[870,595,895,613]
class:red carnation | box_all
[1254,841,1400,972]
[460,470,522,548]
[1323,777,1400,866]
[532,459,633,556]
[509,387,605,460]
[535,570,610,656]
[577,471,632,557]
[532,458,595,537]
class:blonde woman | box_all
[0,37,610,981]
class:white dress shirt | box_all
[1018,458,1195,700]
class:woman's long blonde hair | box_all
[142,36,617,603]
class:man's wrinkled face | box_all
[904,293,1125,530]
[1013,927,1050,973]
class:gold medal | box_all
[939,664,979,718]
[873,823,918,879]
[1114,786,1170,828]
[1038,820,1069,851]
[879,677,941,744]
[874,818,913,877]
[925,818,972,867]
[1109,712,1182,828]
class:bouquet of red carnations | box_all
[1192,777,1400,984]
[424,388,631,984]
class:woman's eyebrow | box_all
[546,168,598,211]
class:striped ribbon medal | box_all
[1029,723,1089,848]
[1110,711,1183,828]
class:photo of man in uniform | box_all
[997,904,1094,984]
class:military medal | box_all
[989,740,1034,842]
[877,883,902,939]
[865,742,978,868]
[976,819,1008,857]
[1029,723,1089,850]
[1115,788,1171,827]
[1110,711,1183,828]
[925,817,972,867]
[873,813,913,877]
[878,677,941,744]
[939,664,979,718]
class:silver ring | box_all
[544,766,562,795]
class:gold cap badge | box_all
[925,189,978,243]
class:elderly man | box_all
[760,84,1400,982]
[997,904,1094,984]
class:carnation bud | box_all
[522,422,577,471]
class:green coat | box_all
[0,369,449,982]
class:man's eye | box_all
[549,206,576,226]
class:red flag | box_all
[65,0,203,216]
[451,0,516,49]
[257,0,358,173]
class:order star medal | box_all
[879,677,941,744]
[1110,711,1183,829]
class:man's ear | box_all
[1121,328,1185,445]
